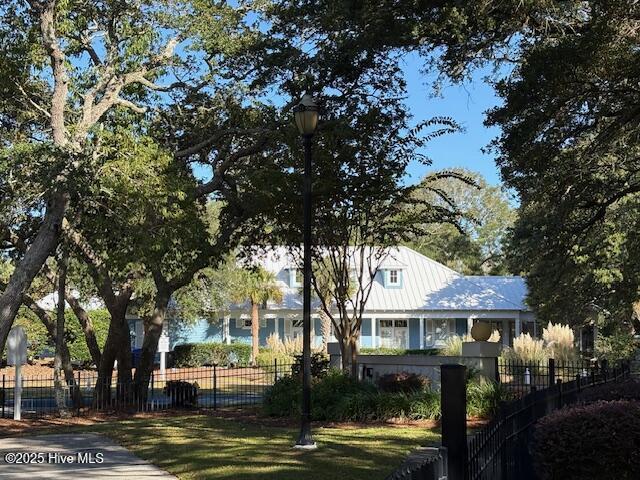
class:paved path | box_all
[0,433,176,479]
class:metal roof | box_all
[250,246,529,313]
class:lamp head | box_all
[293,94,319,136]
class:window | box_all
[424,319,455,347]
[379,319,408,348]
[290,268,303,287]
[385,269,401,287]
[291,319,304,339]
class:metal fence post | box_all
[548,358,555,388]
[441,364,467,480]
[274,358,278,384]
[151,370,155,412]
[494,356,500,383]
[77,371,81,415]
[556,379,563,408]
[213,363,217,410]
[1,374,4,419]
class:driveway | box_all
[0,433,176,479]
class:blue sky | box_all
[401,54,504,186]
[193,54,505,188]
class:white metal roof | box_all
[246,246,530,313]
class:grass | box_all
[68,414,439,479]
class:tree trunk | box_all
[54,251,70,417]
[22,295,81,409]
[349,336,359,379]
[133,287,171,405]
[95,304,132,408]
[319,310,331,354]
[251,302,259,364]
[0,192,67,354]
[337,334,359,378]
[66,294,101,367]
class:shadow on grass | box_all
[86,415,440,480]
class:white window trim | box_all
[378,319,409,349]
[424,318,455,348]
[290,268,302,288]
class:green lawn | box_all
[80,415,440,480]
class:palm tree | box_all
[243,267,284,363]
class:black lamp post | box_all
[293,93,318,449]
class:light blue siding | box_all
[229,318,251,344]
[259,318,277,344]
[360,318,372,347]
[170,319,223,348]
[409,318,421,349]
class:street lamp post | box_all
[293,93,318,449]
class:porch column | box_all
[419,315,425,349]
[467,316,475,336]
[515,312,522,337]
[502,318,510,347]
[371,317,377,348]
[224,316,231,345]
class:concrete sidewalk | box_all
[0,433,176,479]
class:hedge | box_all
[172,342,252,367]
[263,371,442,422]
[578,378,640,404]
[263,370,507,421]
[532,400,640,480]
[359,347,440,356]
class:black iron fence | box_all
[468,360,630,480]
[496,358,606,397]
[0,361,294,418]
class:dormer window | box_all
[290,268,303,287]
[384,269,402,288]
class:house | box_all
[129,246,536,351]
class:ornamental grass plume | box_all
[508,333,548,364]
[265,333,303,355]
[440,335,463,356]
[542,322,577,363]
[488,329,501,343]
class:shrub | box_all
[439,335,463,356]
[359,347,440,356]
[292,352,330,379]
[596,329,637,364]
[13,308,51,360]
[163,380,199,407]
[376,372,429,394]
[263,375,302,417]
[466,378,512,418]
[255,350,294,369]
[532,400,640,480]
[408,390,441,420]
[578,378,640,404]
[172,342,251,367]
[263,369,440,422]
[542,322,577,363]
[65,309,110,364]
[311,370,376,420]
